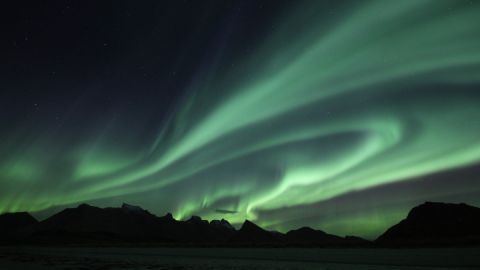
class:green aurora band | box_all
[2,0,480,238]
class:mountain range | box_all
[1,201,480,247]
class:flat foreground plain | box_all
[1,247,479,269]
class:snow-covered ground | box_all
[1,247,479,269]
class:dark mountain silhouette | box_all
[32,203,236,244]
[0,212,38,241]
[285,227,370,247]
[180,215,235,243]
[229,220,283,244]
[2,201,479,247]
[210,218,235,231]
[0,212,38,232]
[285,227,369,246]
[286,227,342,243]
[3,203,237,244]
[32,203,173,243]
[377,202,480,246]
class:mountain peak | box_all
[78,203,94,209]
[229,219,282,243]
[240,219,260,231]
[121,203,147,213]
[293,226,323,234]
[407,201,475,219]
[187,215,208,225]
[163,212,174,220]
[377,201,480,245]
[210,219,235,231]
[285,226,346,245]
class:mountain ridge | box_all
[376,201,480,246]
[1,201,479,247]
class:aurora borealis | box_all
[1,0,480,239]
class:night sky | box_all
[1,0,480,239]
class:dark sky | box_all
[1,0,480,239]
[0,1,290,132]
